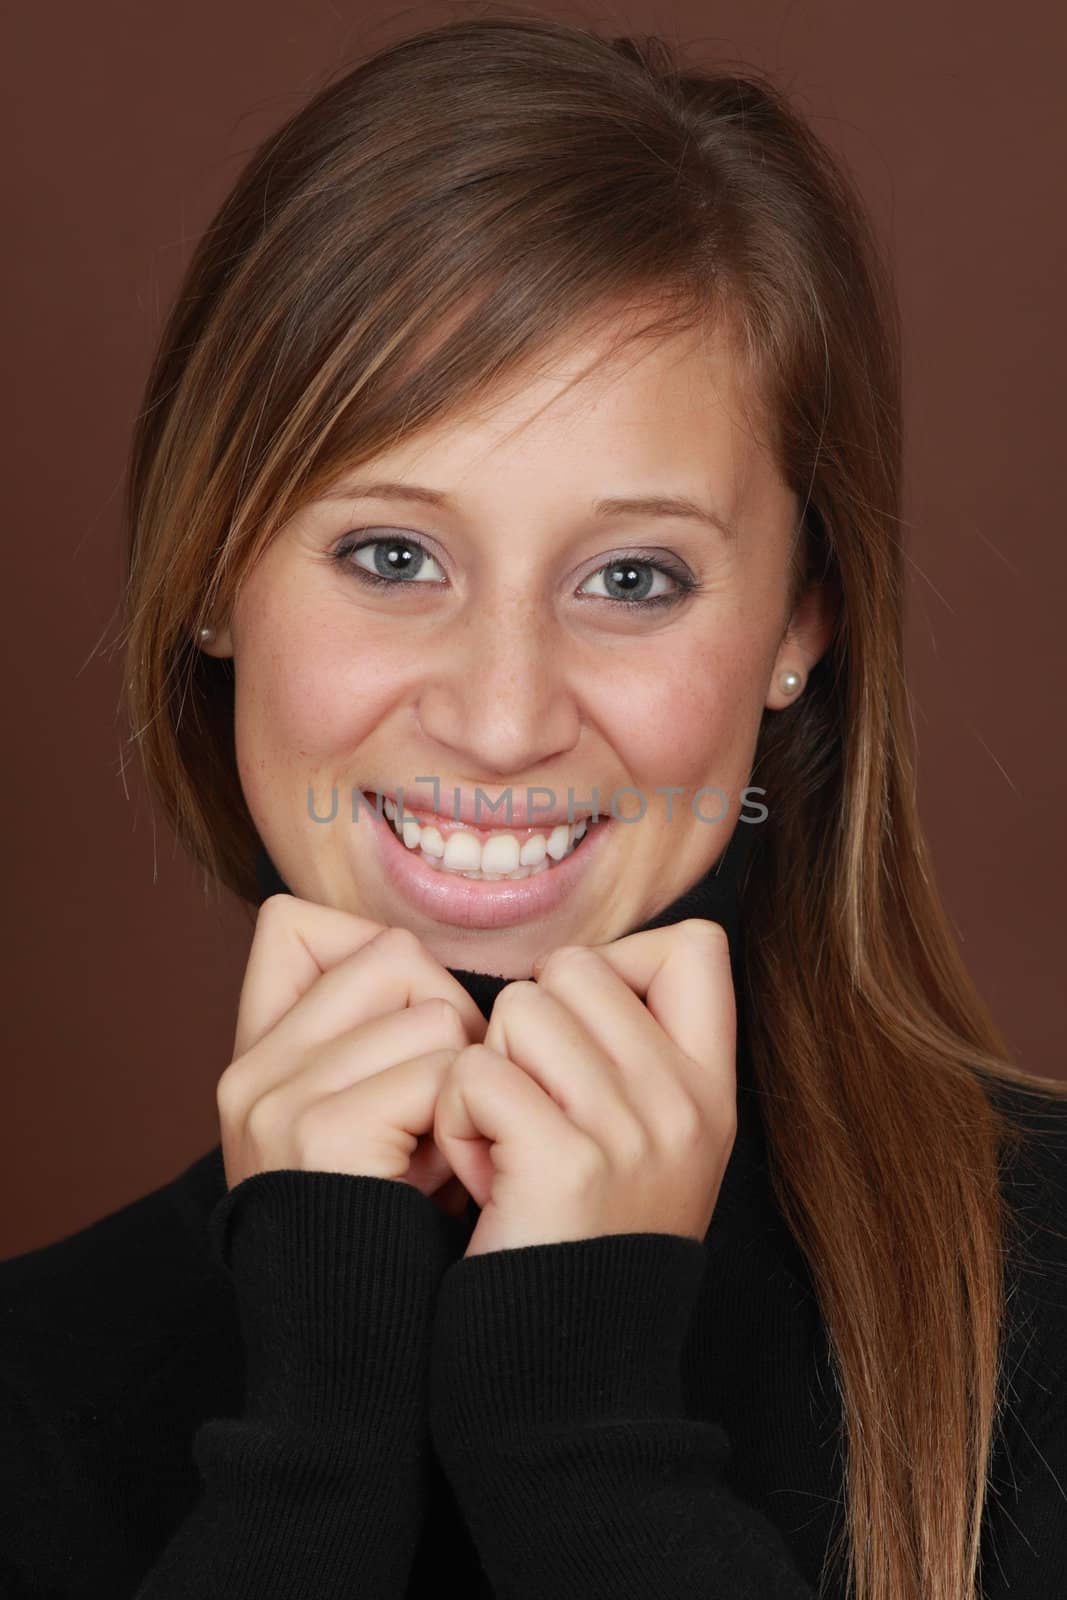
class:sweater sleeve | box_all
[130,1168,453,1598]
[427,1231,817,1599]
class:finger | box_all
[232,919,487,1099]
[248,997,470,1123]
[557,919,736,1099]
[433,1042,586,1187]
[272,1047,462,1182]
[482,981,645,1153]
[235,894,389,1055]
[530,946,696,1128]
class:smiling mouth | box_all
[371,792,600,882]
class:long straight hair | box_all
[119,16,1067,1597]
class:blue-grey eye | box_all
[349,537,444,582]
[578,561,674,602]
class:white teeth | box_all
[432,853,553,881]
[519,833,547,866]
[379,799,594,879]
[545,823,572,861]
[481,833,521,874]
[441,831,483,872]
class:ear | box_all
[765,576,837,711]
[197,619,235,659]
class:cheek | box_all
[595,631,764,788]
[233,608,403,770]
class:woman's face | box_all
[204,313,833,976]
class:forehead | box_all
[327,314,775,511]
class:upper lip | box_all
[363,786,601,830]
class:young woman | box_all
[2,15,1064,1600]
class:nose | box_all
[413,597,581,776]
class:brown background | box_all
[3,2,1065,1259]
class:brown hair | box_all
[119,13,1067,1597]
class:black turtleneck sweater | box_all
[2,823,1066,1598]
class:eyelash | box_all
[330,532,702,611]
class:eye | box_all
[336,533,445,586]
[577,558,688,606]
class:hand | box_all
[431,918,737,1258]
[217,896,486,1214]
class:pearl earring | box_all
[198,625,216,646]
[779,669,803,695]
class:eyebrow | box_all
[314,479,739,540]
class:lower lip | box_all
[361,796,616,929]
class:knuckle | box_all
[254,893,292,932]
[664,1091,705,1147]
[430,1045,463,1079]
[371,924,423,960]
[613,1116,652,1167]
[421,996,468,1044]
[244,1087,287,1147]
[448,1041,490,1078]
[537,944,593,980]
[680,917,730,954]
[489,980,537,1017]
[215,1061,248,1125]
[572,1133,609,1185]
